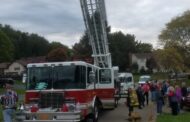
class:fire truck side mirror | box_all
[22,73,27,83]
[89,71,95,83]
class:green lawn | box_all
[133,72,169,83]
[157,113,190,122]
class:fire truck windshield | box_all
[27,65,86,90]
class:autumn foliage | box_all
[46,47,68,62]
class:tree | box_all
[109,32,137,71]
[0,30,14,62]
[49,42,66,51]
[140,66,146,74]
[159,10,190,70]
[0,24,50,59]
[46,47,68,62]
[154,48,184,72]
[49,42,72,60]
[146,56,157,73]
[73,31,153,71]
[72,32,92,59]
[159,10,190,46]
[135,42,153,53]
[131,62,139,73]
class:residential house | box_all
[4,62,25,76]
[0,63,10,75]
[1,56,46,76]
[131,53,156,72]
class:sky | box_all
[0,0,190,49]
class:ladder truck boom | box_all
[80,0,112,68]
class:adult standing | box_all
[136,84,145,108]
[175,85,182,113]
[169,86,178,115]
[142,81,150,105]
[150,81,157,102]
[0,79,18,122]
[155,86,164,115]
[181,82,187,109]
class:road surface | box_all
[99,98,156,122]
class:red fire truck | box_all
[16,0,120,121]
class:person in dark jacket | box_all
[168,86,178,115]
[136,84,145,108]
[150,81,157,102]
[155,86,164,114]
[181,82,187,109]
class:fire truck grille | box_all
[39,92,64,108]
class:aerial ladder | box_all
[80,0,112,68]
[80,0,121,107]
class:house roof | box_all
[0,63,11,69]
[16,56,47,67]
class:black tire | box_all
[93,103,99,122]
[85,103,99,122]
[114,98,118,108]
[85,115,94,122]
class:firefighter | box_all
[0,79,18,122]
[126,87,139,116]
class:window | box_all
[14,67,20,71]
[27,65,87,90]
[74,66,86,88]
[99,69,111,84]
[87,67,92,84]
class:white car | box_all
[118,72,134,94]
[138,75,151,84]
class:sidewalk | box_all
[128,102,157,122]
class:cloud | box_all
[45,32,81,48]
[0,0,84,45]
[107,0,190,48]
[0,0,190,48]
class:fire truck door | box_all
[98,69,114,91]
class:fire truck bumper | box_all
[15,111,82,122]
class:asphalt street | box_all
[99,98,156,122]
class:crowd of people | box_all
[126,79,188,116]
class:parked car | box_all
[182,87,190,108]
[138,75,151,85]
[169,72,190,79]
[0,78,14,87]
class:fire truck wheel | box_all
[85,103,99,122]
[93,103,99,121]
[114,98,118,107]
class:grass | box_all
[157,113,190,122]
[133,72,168,83]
